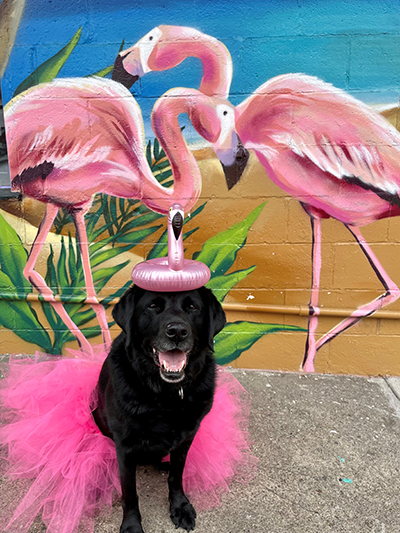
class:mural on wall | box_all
[0,18,304,363]
[111,25,400,373]
[1,0,400,374]
[6,77,245,352]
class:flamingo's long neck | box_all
[184,39,232,99]
[145,96,202,214]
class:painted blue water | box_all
[2,0,400,137]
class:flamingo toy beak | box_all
[215,131,250,190]
[171,209,184,240]
[112,51,141,89]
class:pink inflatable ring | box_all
[131,204,211,292]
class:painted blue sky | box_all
[2,0,400,138]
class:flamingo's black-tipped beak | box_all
[172,211,183,240]
[220,141,250,190]
[112,54,140,89]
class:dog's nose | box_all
[166,322,188,342]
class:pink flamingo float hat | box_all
[131,204,211,291]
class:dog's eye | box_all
[148,303,158,310]
[188,304,197,311]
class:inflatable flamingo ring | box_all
[131,203,211,291]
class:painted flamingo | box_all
[118,28,400,372]
[5,77,236,353]
[225,74,400,372]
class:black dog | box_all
[93,284,226,533]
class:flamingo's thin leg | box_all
[24,204,93,354]
[302,216,322,373]
[315,224,400,353]
[72,210,112,348]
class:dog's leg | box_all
[118,453,144,533]
[168,439,197,532]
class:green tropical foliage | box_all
[13,28,83,97]
[214,322,302,365]
[0,212,52,351]
[12,27,124,98]
[196,203,266,302]
[0,30,305,361]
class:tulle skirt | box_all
[0,347,257,533]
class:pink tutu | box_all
[0,347,257,533]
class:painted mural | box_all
[1,0,400,375]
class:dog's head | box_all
[112,285,226,385]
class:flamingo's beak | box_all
[112,51,141,89]
[215,132,249,190]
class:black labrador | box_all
[93,284,226,533]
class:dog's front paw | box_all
[170,498,196,531]
[120,516,145,533]
[120,524,145,533]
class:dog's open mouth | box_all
[153,348,187,383]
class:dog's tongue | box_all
[159,350,187,372]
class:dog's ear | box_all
[112,285,141,346]
[201,287,226,351]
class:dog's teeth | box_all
[162,361,172,372]
[160,359,185,374]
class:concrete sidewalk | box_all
[2,369,400,533]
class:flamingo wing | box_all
[288,104,400,203]
[288,129,400,203]
[237,74,400,204]
[5,77,147,195]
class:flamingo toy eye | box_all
[223,111,228,116]
[149,36,153,41]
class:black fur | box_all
[93,285,226,533]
